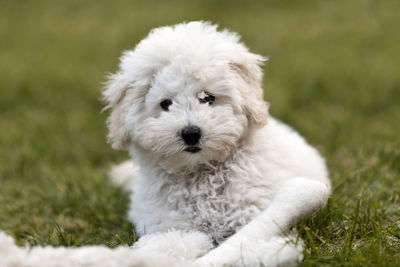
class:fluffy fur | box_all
[0,21,331,266]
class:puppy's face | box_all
[128,63,248,171]
[104,22,268,172]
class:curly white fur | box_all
[0,21,331,267]
[0,230,211,267]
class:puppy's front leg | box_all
[195,178,331,267]
[132,230,213,262]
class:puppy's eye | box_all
[160,99,172,111]
[198,91,215,105]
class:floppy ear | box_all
[103,73,129,109]
[229,55,269,127]
[103,73,133,150]
[103,47,162,150]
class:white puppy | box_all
[0,21,330,267]
[105,21,331,266]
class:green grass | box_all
[0,0,399,265]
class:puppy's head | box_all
[103,21,269,172]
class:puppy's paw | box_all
[133,230,213,261]
[194,235,303,267]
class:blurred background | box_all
[0,0,399,265]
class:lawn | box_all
[0,0,399,265]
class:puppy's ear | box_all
[103,49,157,150]
[104,71,152,150]
[230,55,269,127]
[103,73,129,109]
[102,73,133,150]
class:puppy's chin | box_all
[159,156,197,175]
[156,145,234,175]
[131,135,240,174]
[184,146,202,153]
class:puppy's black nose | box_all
[181,126,201,146]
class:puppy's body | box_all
[102,21,331,266]
[129,118,328,245]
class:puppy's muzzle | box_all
[181,126,202,153]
